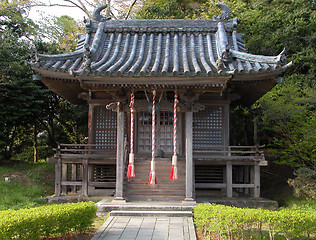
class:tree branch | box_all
[124,0,137,19]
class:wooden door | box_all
[137,111,174,154]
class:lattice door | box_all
[138,111,152,153]
[159,111,173,153]
[137,111,174,154]
[94,106,117,149]
[193,106,224,151]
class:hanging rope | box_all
[127,92,136,179]
[148,90,157,185]
[170,92,179,180]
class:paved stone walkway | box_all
[91,216,197,240]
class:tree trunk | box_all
[33,121,38,163]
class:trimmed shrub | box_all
[194,204,316,240]
[0,202,97,239]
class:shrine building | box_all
[30,3,292,202]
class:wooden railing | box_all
[51,143,265,198]
[55,143,116,155]
[193,145,265,161]
[54,144,264,157]
[52,142,127,197]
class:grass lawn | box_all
[0,162,55,210]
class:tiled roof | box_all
[30,4,291,79]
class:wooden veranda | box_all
[49,143,266,199]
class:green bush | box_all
[194,204,316,240]
[288,167,316,199]
[0,202,97,239]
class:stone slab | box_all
[92,216,197,240]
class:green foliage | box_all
[194,204,316,240]
[288,168,316,199]
[0,2,88,163]
[256,81,316,169]
[197,0,316,172]
[0,202,97,239]
[137,0,207,19]
[36,15,84,53]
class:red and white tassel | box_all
[127,92,136,179]
[148,160,157,185]
[149,90,157,185]
[170,92,179,180]
[127,153,135,178]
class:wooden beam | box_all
[115,106,125,201]
[185,111,195,201]
[196,183,226,189]
[232,183,255,188]
[61,181,82,186]
[89,182,116,188]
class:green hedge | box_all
[194,204,316,240]
[0,202,97,239]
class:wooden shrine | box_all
[30,3,292,202]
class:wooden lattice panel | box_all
[94,106,117,149]
[193,105,224,151]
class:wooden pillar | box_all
[115,105,125,201]
[61,163,67,195]
[71,164,77,193]
[88,104,95,144]
[55,158,61,197]
[224,104,230,146]
[244,166,250,195]
[226,161,233,197]
[185,111,195,201]
[254,163,260,198]
[82,159,88,196]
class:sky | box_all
[28,0,88,22]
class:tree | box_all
[137,0,207,19]
[36,15,84,52]
[33,0,144,19]
[0,1,88,162]
[197,0,316,172]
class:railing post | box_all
[254,162,260,198]
[61,163,68,195]
[55,144,61,197]
[226,160,233,197]
[253,144,260,198]
[82,159,88,196]
[71,164,77,193]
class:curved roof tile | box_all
[30,10,291,79]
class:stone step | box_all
[110,210,193,217]
[125,195,185,202]
[96,202,194,212]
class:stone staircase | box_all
[123,158,186,202]
[96,200,194,217]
